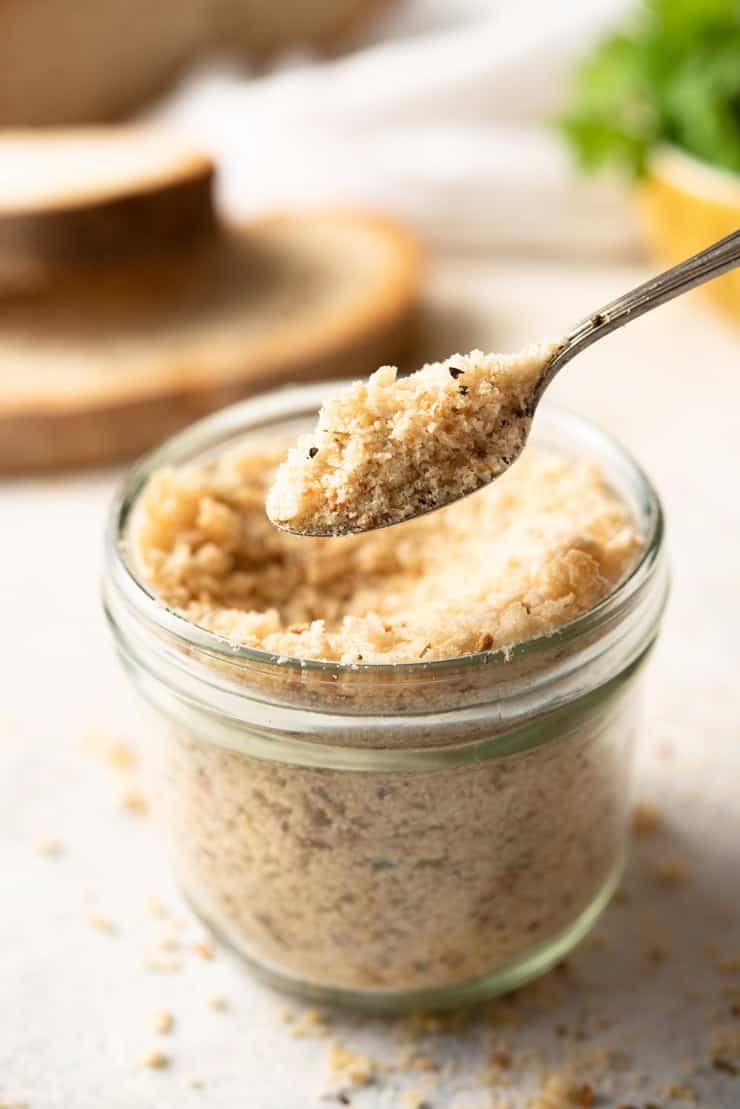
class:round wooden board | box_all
[0,209,423,470]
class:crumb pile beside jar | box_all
[104,386,668,1011]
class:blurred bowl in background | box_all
[637,145,740,325]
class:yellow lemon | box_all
[636,145,740,326]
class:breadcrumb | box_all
[88,913,113,933]
[158,934,180,952]
[119,787,149,815]
[527,1075,597,1109]
[140,1048,170,1069]
[144,894,168,917]
[152,1009,174,1035]
[267,342,563,535]
[396,1048,439,1073]
[328,1042,378,1087]
[35,838,62,856]
[290,1008,330,1038]
[631,801,664,838]
[145,957,181,973]
[709,1022,740,1065]
[659,1082,696,1102]
[86,734,135,771]
[288,1011,330,1033]
[401,1094,430,1109]
[714,957,740,974]
[137,437,640,665]
[649,856,690,887]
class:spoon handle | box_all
[537,228,740,395]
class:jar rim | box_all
[105,381,665,679]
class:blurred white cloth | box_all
[157,0,639,255]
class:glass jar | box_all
[103,383,668,1013]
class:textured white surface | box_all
[2,254,740,1108]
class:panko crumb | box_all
[266,341,563,535]
[401,1094,431,1109]
[144,894,168,917]
[709,1022,740,1066]
[649,856,690,887]
[158,933,180,952]
[528,1075,594,1108]
[87,913,113,933]
[631,801,664,838]
[714,956,740,974]
[35,838,62,856]
[119,787,149,815]
[135,438,641,666]
[328,1042,379,1087]
[396,1049,439,1073]
[659,1082,696,1102]
[140,1048,170,1069]
[86,734,135,771]
[290,1008,330,1038]
[145,957,182,973]
[152,1009,174,1035]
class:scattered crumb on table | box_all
[158,933,181,952]
[659,1081,696,1102]
[649,856,690,887]
[144,894,168,917]
[328,1041,379,1088]
[140,1048,170,1069]
[401,1093,430,1109]
[86,733,135,771]
[290,1008,330,1038]
[118,786,149,815]
[152,1009,174,1035]
[87,913,113,933]
[631,801,664,838]
[34,838,62,856]
[144,956,182,973]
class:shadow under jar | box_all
[103,384,669,1013]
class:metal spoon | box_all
[270,230,740,537]
[530,227,740,408]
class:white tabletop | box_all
[3,252,740,1108]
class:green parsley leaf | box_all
[558,0,740,177]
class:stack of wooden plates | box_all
[0,127,422,470]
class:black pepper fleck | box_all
[449,366,465,379]
[458,385,469,396]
